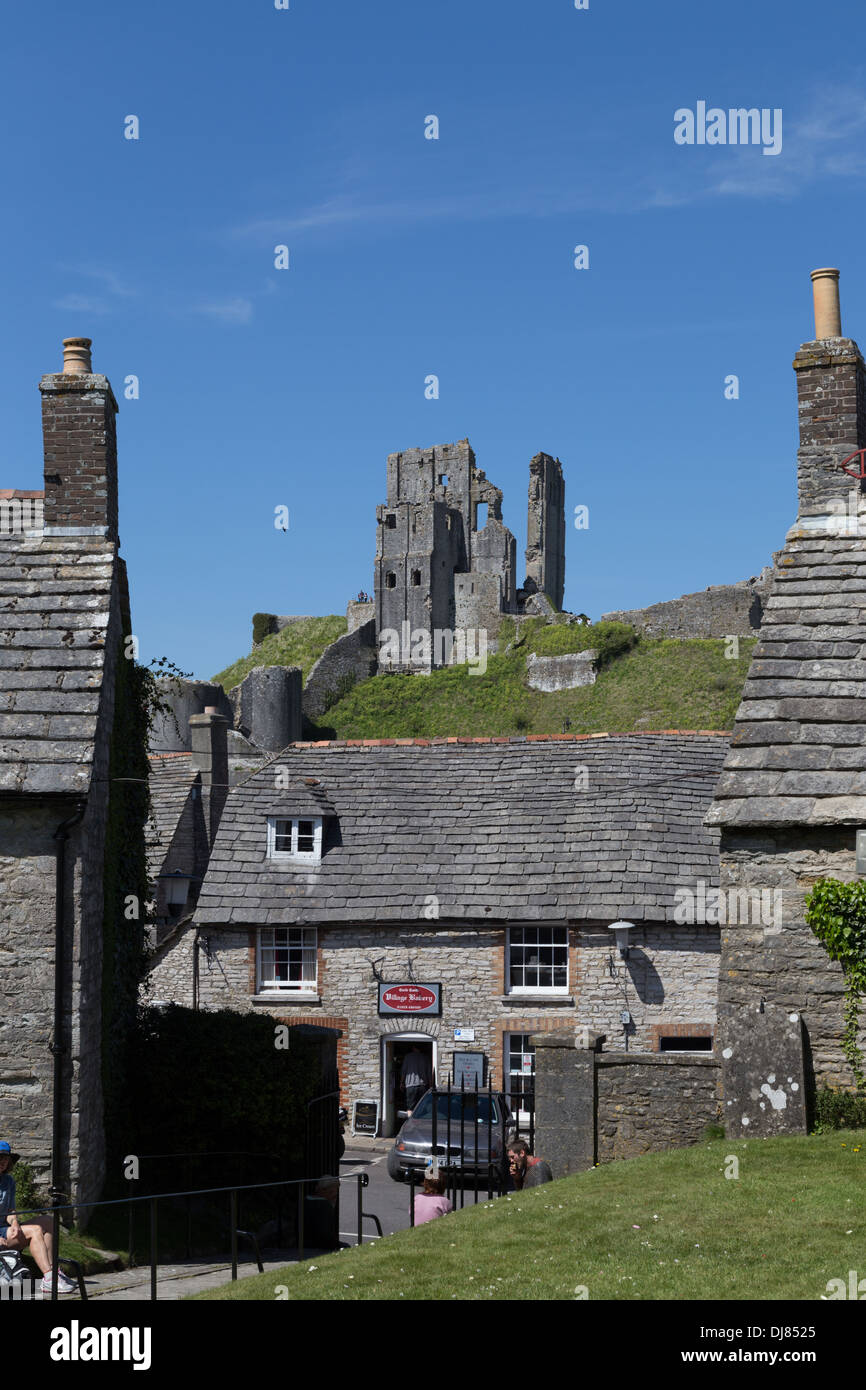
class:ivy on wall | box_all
[102,645,191,1172]
[804,878,866,1090]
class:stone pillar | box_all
[793,269,866,517]
[40,338,119,541]
[524,452,565,611]
[719,1007,808,1138]
[236,665,302,751]
[531,1030,604,1174]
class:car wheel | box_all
[386,1147,404,1182]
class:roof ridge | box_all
[286,730,731,749]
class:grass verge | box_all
[212,615,347,692]
[192,1130,865,1301]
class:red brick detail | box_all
[649,1022,714,1052]
[275,1015,350,1106]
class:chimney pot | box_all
[810,268,842,339]
[62,337,93,375]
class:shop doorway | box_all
[381,1035,437,1137]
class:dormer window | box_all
[267,816,323,862]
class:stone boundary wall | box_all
[602,568,773,640]
[596,1052,722,1161]
[302,619,378,723]
[532,1034,722,1173]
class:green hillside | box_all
[211,615,756,738]
[212,615,347,691]
[311,624,756,740]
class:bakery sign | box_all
[378,982,442,1017]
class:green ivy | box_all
[102,646,191,1173]
[804,878,866,1090]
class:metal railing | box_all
[18,1167,376,1302]
[402,1076,528,1222]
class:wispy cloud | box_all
[225,85,866,245]
[53,266,138,317]
[191,296,254,325]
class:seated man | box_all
[506,1137,553,1190]
[0,1141,75,1295]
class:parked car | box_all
[386,1089,516,1184]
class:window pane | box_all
[297,820,315,853]
[274,821,292,852]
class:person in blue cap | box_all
[0,1142,75,1294]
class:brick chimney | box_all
[40,337,119,540]
[189,707,229,848]
[793,269,866,517]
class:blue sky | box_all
[2,0,865,678]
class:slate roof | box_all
[706,528,866,827]
[196,732,729,926]
[0,536,117,795]
[147,753,198,881]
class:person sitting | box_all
[414,1170,452,1226]
[506,1138,553,1190]
[0,1141,75,1295]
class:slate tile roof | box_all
[0,536,117,795]
[706,529,866,827]
[196,732,730,926]
[147,753,198,881]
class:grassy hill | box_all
[194,1128,865,1301]
[211,615,756,738]
[312,622,756,739]
[212,615,347,692]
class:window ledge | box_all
[500,995,574,1007]
[252,993,321,1006]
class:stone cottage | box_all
[145,731,729,1135]
[706,267,866,1104]
[0,337,138,1205]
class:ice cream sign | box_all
[378,983,442,1016]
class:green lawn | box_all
[193,1131,865,1301]
[212,615,347,692]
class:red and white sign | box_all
[378,983,441,1016]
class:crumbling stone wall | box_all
[302,619,378,721]
[602,569,773,639]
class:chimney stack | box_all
[189,707,229,849]
[793,268,866,517]
[40,337,119,540]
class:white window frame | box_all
[267,816,323,863]
[506,925,569,995]
[505,1032,536,1124]
[256,927,318,994]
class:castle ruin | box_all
[374,438,566,672]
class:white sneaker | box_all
[41,1270,76,1294]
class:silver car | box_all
[386,1089,515,1183]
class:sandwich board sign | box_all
[352,1099,379,1136]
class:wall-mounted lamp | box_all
[607,920,634,966]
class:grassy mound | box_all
[212,616,347,692]
[310,632,756,740]
[193,1129,866,1301]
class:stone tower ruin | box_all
[524,451,566,611]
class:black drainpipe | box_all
[51,801,86,1218]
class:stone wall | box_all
[602,569,773,639]
[596,1052,722,1160]
[0,805,61,1189]
[303,619,378,722]
[526,650,597,692]
[149,678,233,754]
[717,827,866,1091]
